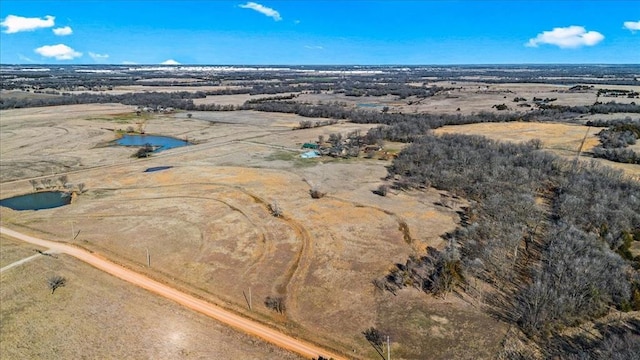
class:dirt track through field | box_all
[0,226,345,360]
[0,252,47,273]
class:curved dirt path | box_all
[0,226,345,360]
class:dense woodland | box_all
[380,133,640,357]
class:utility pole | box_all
[387,335,390,360]
[573,126,590,171]
[243,287,253,310]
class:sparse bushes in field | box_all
[29,179,39,191]
[47,275,66,294]
[373,184,389,196]
[57,175,68,187]
[298,120,313,129]
[268,201,283,217]
[362,327,384,352]
[309,186,326,199]
[133,143,154,158]
[264,296,285,313]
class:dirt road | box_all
[0,226,345,360]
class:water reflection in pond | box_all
[0,191,71,211]
[116,134,189,152]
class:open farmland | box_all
[0,102,507,359]
[434,121,640,179]
[1,65,639,359]
[0,235,303,360]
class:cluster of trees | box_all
[538,101,640,114]
[339,83,447,99]
[592,148,640,164]
[28,175,84,193]
[378,132,640,355]
[296,119,339,129]
[588,118,640,164]
[597,88,640,98]
[242,100,525,142]
[374,244,464,297]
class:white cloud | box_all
[161,59,180,65]
[623,20,640,32]
[1,15,55,33]
[304,45,324,50]
[239,2,281,21]
[122,61,138,65]
[52,26,72,36]
[526,26,604,48]
[89,52,109,61]
[34,44,82,60]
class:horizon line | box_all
[2,63,639,67]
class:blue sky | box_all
[0,1,638,65]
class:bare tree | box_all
[264,296,285,313]
[363,327,384,352]
[77,183,85,193]
[269,201,283,217]
[47,275,66,294]
[57,175,68,188]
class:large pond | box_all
[0,191,71,211]
[115,134,189,152]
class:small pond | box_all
[0,191,71,211]
[144,166,173,173]
[356,103,381,108]
[116,134,189,152]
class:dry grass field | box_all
[1,102,507,359]
[434,122,640,179]
[0,236,303,360]
[1,80,636,358]
[297,82,639,116]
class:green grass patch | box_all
[265,150,319,167]
[265,150,298,161]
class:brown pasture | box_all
[0,236,303,360]
[0,103,507,359]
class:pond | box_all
[144,166,173,173]
[356,103,381,108]
[115,134,189,152]
[0,191,71,211]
